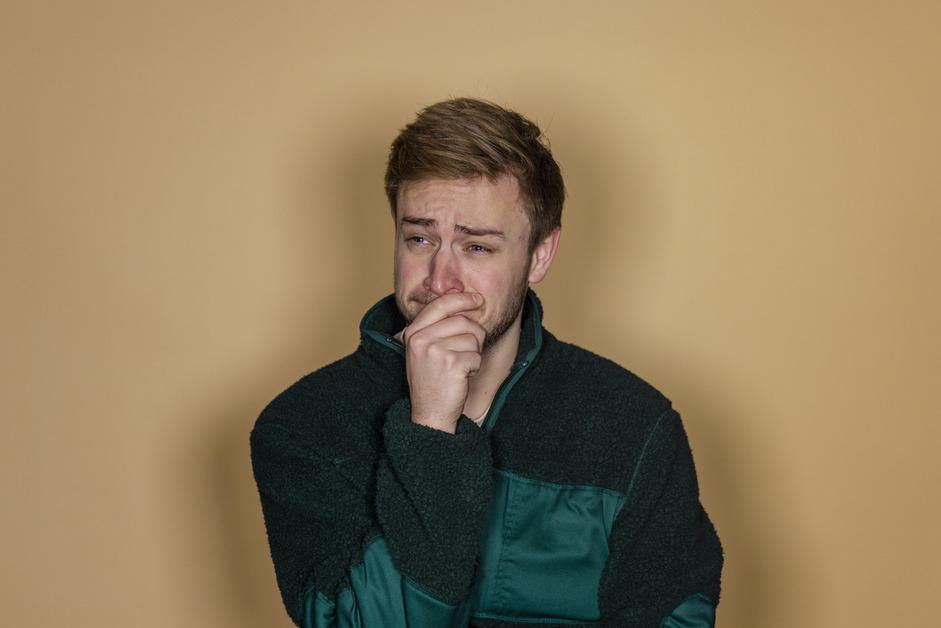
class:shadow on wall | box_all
[206,93,411,627]
[674,375,826,626]
[211,391,293,627]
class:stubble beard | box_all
[481,272,529,352]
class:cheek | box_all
[472,271,513,304]
[394,253,423,283]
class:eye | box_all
[467,244,492,254]
[405,235,431,246]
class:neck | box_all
[463,308,523,419]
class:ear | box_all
[527,227,561,284]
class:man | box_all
[251,98,723,628]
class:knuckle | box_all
[409,327,430,346]
[442,351,458,370]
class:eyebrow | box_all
[400,216,506,239]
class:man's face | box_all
[393,175,535,350]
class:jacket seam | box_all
[492,478,519,610]
[624,408,672,504]
[657,592,717,627]
[471,610,598,625]
[401,573,465,608]
[306,535,464,609]
[494,468,626,500]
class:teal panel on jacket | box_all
[660,593,716,628]
[303,537,471,628]
[472,469,626,623]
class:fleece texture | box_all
[250,290,723,627]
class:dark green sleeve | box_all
[597,409,723,627]
[250,397,492,627]
[375,398,494,603]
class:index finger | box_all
[406,292,483,335]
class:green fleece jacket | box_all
[250,290,723,627]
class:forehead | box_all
[396,176,529,232]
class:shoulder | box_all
[534,331,674,430]
[496,330,681,489]
[251,348,400,459]
[257,353,359,420]
[553,336,691,489]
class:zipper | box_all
[480,342,539,433]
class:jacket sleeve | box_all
[597,408,724,627]
[250,397,493,627]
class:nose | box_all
[423,247,464,295]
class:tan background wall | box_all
[2,2,938,626]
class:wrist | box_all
[410,410,459,434]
